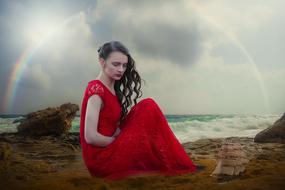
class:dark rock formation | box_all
[254,113,285,143]
[17,103,79,137]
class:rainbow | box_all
[1,4,271,114]
[2,47,33,114]
[1,12,84,114]
[187,2,271,112]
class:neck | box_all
[96,72,115,90]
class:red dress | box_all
[80,79,197,180]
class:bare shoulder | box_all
[88,94,104,110]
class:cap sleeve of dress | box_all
[86,82,105,101]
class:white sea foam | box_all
[0,116,24,133]
[0,114,281,143]
[170,114,281,143]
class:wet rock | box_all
[254,113,285,143]
[17,103,79,137]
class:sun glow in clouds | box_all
[27,22,59,45]
[1,0,283,115]
[2,12,85,113]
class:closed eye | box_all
[112,62,127,67]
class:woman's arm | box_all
[85,94,115,147]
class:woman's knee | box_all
[138,98,158,108]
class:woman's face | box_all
[101,51,128,80]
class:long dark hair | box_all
[97,41,145,123]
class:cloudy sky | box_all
[0,0,284,115]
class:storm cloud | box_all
[0,0,284,114]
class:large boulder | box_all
[17,103,79,137]
[254,113,285,143]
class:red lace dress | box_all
[80,79,197,180]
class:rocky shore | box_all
[1,132,284,190]
[1,104,284,190]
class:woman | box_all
[80,41,197,180]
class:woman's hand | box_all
[113,127,121,137]
[106,136,116,146]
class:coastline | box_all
[1,132,284,190]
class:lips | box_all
[116,74,122,77]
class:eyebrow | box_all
[112,61,128,64]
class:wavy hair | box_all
[97,41,145,123]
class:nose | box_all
[118,65,124,73]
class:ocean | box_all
[0,114,281,143]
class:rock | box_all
[254,113,285,143]
[211,140,249,177]
[12,118,25,124]
[0,142,12,160]
[1,133,285,189]
[0,141,54,182]
[0,132,81,183]
[17,103,79,137]
[59,103,79,120]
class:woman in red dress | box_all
[80,41,197,180]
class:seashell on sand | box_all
[211,141,249,176]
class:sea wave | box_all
[0,114,281,143]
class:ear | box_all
[99,57,105,67]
